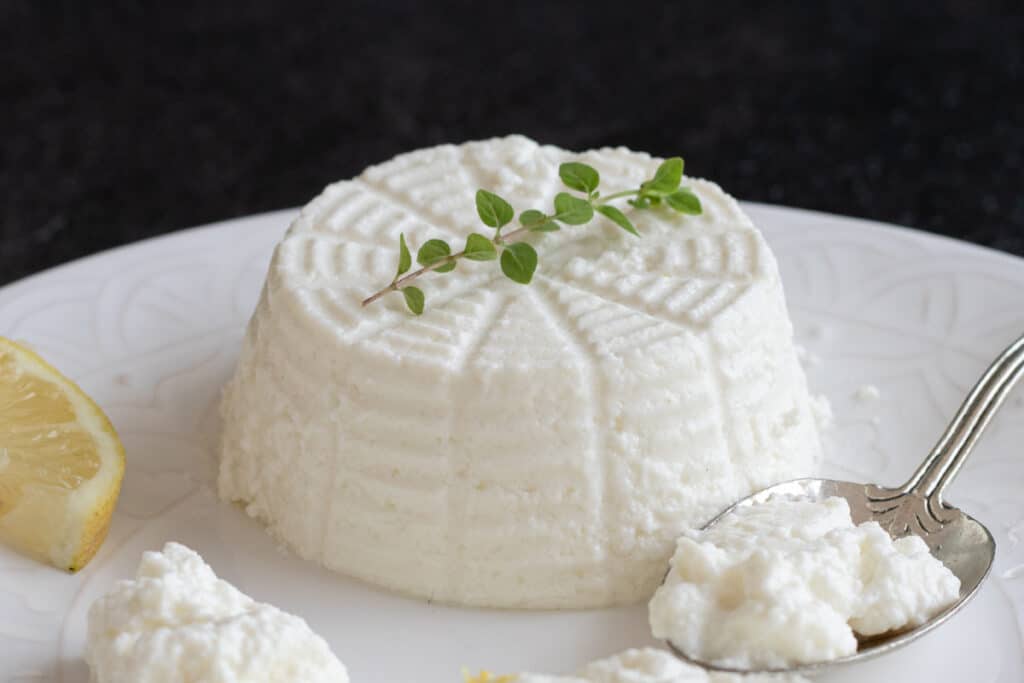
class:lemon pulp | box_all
[0,338,124,571]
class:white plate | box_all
[2,204,1023,682]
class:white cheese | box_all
[219,135,824,608]
[511,647,808,682]
[85,543,348,683]
[649,496,960,669]
[854,384,881,402]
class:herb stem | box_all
[361,251,465,307]
[594,189,640,204]
[365,156,698,314]
[493,227,529,245]
[362,224,538,307]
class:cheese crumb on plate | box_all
[473,647,809,682]
[85,542,349,683]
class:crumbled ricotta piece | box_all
[85,543,349,683]
[854,384,882,402]
[649,497,960,669]
[500,648,808,682]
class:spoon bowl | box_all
[665,478,995,675]
[663,331,1024,675]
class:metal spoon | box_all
[664,332,1024,675]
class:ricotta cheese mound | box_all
[85,542,349,683]
[506,647,809,682]
[649,496,961,669]
[218,135,825,608]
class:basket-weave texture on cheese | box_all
[219,136,823,608]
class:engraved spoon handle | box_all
[902,332,1024,503]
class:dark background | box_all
[2,1,1023,285]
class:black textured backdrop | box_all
[2,1,1023,285]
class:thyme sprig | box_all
[362,157,702,315]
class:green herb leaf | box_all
[463,233,498,261]
[643,157,684,195]
[417,239,456,272]
[597,205,639,236]
[402,286,425,315]
[628,196,652,209]
[520,209,560,232]
[500,242,538,284]
[559,162,600,194]
[395,233,412,279]
[475,189,514,229]
[553,192,594,225]
[666,188,702,215]
[519,209,544,225]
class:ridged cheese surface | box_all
[218,136,823,608]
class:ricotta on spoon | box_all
[648,496,960,669]
[85,542,349,683]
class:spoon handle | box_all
[902,332,1024,503]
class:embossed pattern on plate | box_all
[0,204,1022,682]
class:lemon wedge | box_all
[0,337,125,571]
